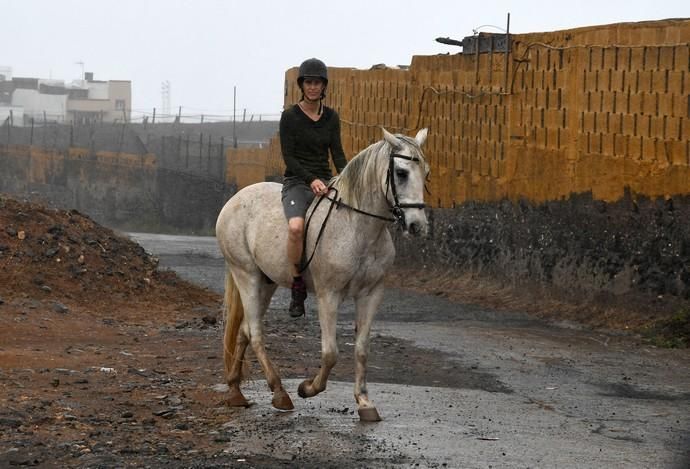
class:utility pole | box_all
[161,80,171,121]
[233,86,237,148]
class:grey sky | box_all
[4,0,688,121]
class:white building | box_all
[67,74,131,124]
[0,105,23,125]
[0,66,11,81]
[0,66,19,124]
[0,67,131,126]
[11,79,69,123]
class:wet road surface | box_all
[129,233,690,468]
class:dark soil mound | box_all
[0,193,217,308]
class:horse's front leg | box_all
[352,282,385,421]
[298,290,343,399]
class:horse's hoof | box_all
[358,407,382,422]
[297,379,313,398]
[225,388,250,408]
[272,389,294,411]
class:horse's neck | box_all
[336,183,388,216]
[335,191,391,250]
[329,146,392,245]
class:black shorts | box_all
[281,177,318,220]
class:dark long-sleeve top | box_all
[279,104,347,184]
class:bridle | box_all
[299,150,426,273]
[325,150,427,226]
[385,152,427,227]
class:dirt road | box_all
[133,233,690,468]
[1,216,688,468]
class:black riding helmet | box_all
[297,58,328,86]
[297,58,328,99]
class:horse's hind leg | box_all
[352,282,385,422]
[235,270,294,410]
[225,328,250,407]
[222,267,252,407]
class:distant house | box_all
[0,67,131,126]
[0,66,23,125]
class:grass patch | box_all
[642,308,690,348]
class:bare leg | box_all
[353,283,385,421]
[287,217,304,277]
[298,290,342,398]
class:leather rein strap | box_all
[299,151,425,274]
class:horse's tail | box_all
[223,266,245,379]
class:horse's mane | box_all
[331,134,424,210]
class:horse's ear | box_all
[382,127,402,149]
[415,128,428,147]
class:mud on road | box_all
[0,199,498,468]
[1,197,689,468]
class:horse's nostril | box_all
[409,222,420,235]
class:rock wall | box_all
[394,192,690,303]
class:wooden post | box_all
[504,12,511,93]
[30,118,35,145]
[152,107,156,124]
[207,134,211,173]
[475,34,480,85]
[233,86,237,148]
[220,136,226,182]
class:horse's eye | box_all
[395,168,408,181]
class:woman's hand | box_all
[310,179,328,196]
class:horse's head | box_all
[381,127,430,236]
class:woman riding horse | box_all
[280,57,348,317]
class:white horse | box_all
[215,127,429,421]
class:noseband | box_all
[386,152,427,227]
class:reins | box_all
[299,186,395,274]
[298,150,426,274]
[299,187,341,274]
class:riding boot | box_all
[289,276,307,317]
